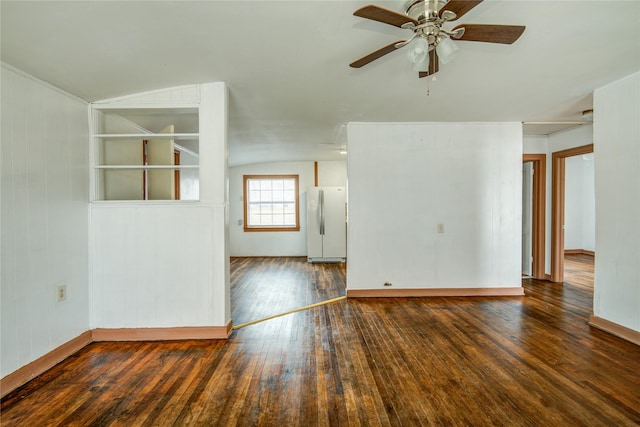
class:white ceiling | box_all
[2,1,639,166]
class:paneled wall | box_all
[91,205,221,327]
[593,71,640,332]
[1,65,90,377]
[347,122,522,290]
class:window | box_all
[243,175,300,232]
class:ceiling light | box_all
[436,37,458,64]
[406,37,430,71]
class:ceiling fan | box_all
[349,0,525,78]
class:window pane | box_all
[284,214,296,225]
[265,204,275,215]
[249,204,260,216]
[284,179,295,190]
[261,212,273,225]
[283,190,295,202]
[261,190,272,202]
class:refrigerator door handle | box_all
[319,189,325,235]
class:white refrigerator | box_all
[307,186,347,263]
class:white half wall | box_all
[228,160,346,256]
[90,83,230,328]
[1,65,90,377]
[347,122,523,290]
[593,71,640,333]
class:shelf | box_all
[95,165,199,170]
[94,133,199,140]
[91,104,199,113]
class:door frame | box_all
[550,144,594,282]
[523,154,546,280]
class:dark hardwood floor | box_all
[230,257,346,325]
[2,255,640,426]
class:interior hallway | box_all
[2,255,639,425]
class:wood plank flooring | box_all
[2,255,640,426]
[230,257,345,325]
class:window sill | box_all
[243,226,300,232]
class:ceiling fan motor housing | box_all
[405,0,448,23]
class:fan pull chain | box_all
[425,74,437,96]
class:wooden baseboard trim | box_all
[0,330,93,399]
[347,287,525,298]
[230,256,307,259]
[564,249,595,256]
[1,322,233,398]
[92,323,233,341]
[588,315,640,346]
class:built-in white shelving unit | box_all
[90,104,201,201]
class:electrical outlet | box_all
[57,285,67,302]
[384,282,393,287]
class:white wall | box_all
[581,154,596,251]
[1,65,90,377]
[347,122,522,290]
[564,154,595,251]
[523,135,549,155]
[90,83,231,328]
[593,71,640,333]
[228,160,346,256]
[549,124,593,152]
[318,160,347,187]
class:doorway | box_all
[550,144,594,282]
[522,154,546,280]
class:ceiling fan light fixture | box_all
[435,36,458,64]
[406,37,430,71]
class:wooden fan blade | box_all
[452,24,525,44]
[354,4,418,28]
[418,50,439,78]
[350,40,404,68]
[439,1,483,21]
